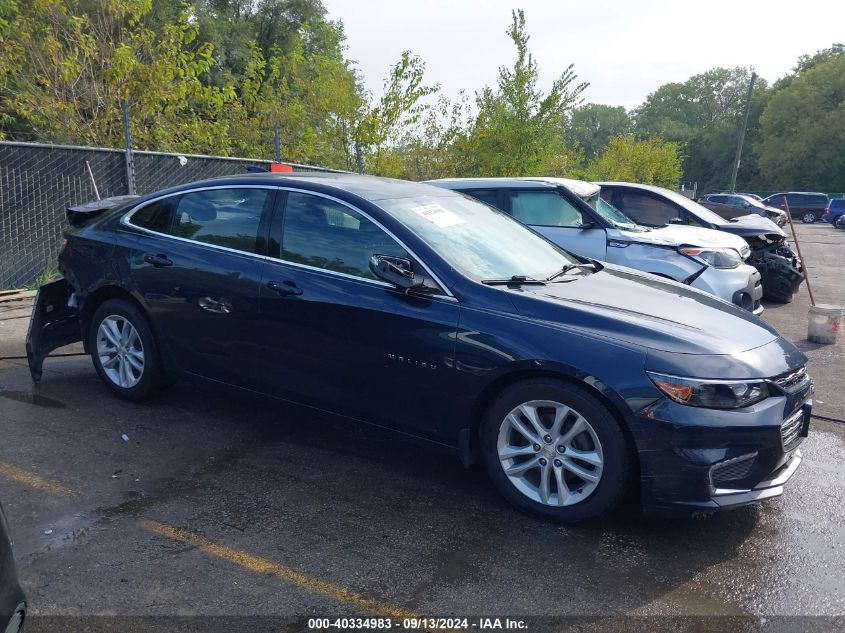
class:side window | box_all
[464,189,502,210]
[617,192,678,226]
[686,213,703,227]
[129,198,176,233]
[788,194,802,206]
[280,192,409,280]
[509,191,585,227]
[171,188,269,254]
[710,195,728,204]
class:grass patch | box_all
[25,259,60,290]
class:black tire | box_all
[835,216,845,230]
[801,212,816,224]
[89,299,163,401]
[480,379,630,522]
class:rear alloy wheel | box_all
[801,212,816,224]
[97,315,145,389]
[481,379,629,522]
[89,299,163,400]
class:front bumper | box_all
[635,382,812,515]
[692,264,763,315]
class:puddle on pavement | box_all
[0,390,66,408]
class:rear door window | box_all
[129,198,176,233]
[463,189,502,210]
[616,191,678,226]
[508,191,586,227]
[171,188,271,254]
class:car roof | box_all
[427,176,600,198]
[764,191,828,197]
[136,172,458,203]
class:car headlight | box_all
[679,246,743,269]
[647,372,769,409]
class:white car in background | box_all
[427,177,764,315]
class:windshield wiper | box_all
[481,275,547,286]
[545,262,598,282]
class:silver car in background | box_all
[428,177,764,314]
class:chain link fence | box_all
[0,141,340,288]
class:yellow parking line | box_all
[141,519,420,620]
[0,460,80,497]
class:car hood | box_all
[616,224,748,251]
[507,264,780,356]
[727,214,785,234]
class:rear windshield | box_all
[831,199,845,209]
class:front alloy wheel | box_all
[497,400,603,506]
[481,379,629,522]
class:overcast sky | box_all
[323,0,844,110]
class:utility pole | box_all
[729,71,756,193]
[274,126,282,163]
[122,100,136,195]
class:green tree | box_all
[188,0,344,78]
[469,9,587,176]
[353,51,439,176]
[566,104,631,159]
[0,0,232,151]
[580,135,683,188]
[756,54,845,191]
[634,67,768,191]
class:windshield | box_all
[379,194,578,281]
[582,191,646,232]
[739,195,768,210]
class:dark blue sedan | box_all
[28,173,812,521]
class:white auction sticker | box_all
[411,203,465,228]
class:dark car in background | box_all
[599,182,805,303]
[698,193,787,227]
[1,503,26,633]
[762,192,829,224]
[27,173,812,521]
[823,198,845,228]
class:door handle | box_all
[266,280,303,296]
[143,253,173,267]
[198,296,233,314]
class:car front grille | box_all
[781,407,805,451]
[772,367,811,393]
[711,453,757,487]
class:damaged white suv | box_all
[428,177,763,315]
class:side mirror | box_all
[579,221,596,230]
[369,254,424,290]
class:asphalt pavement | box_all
[1,221,843,632]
